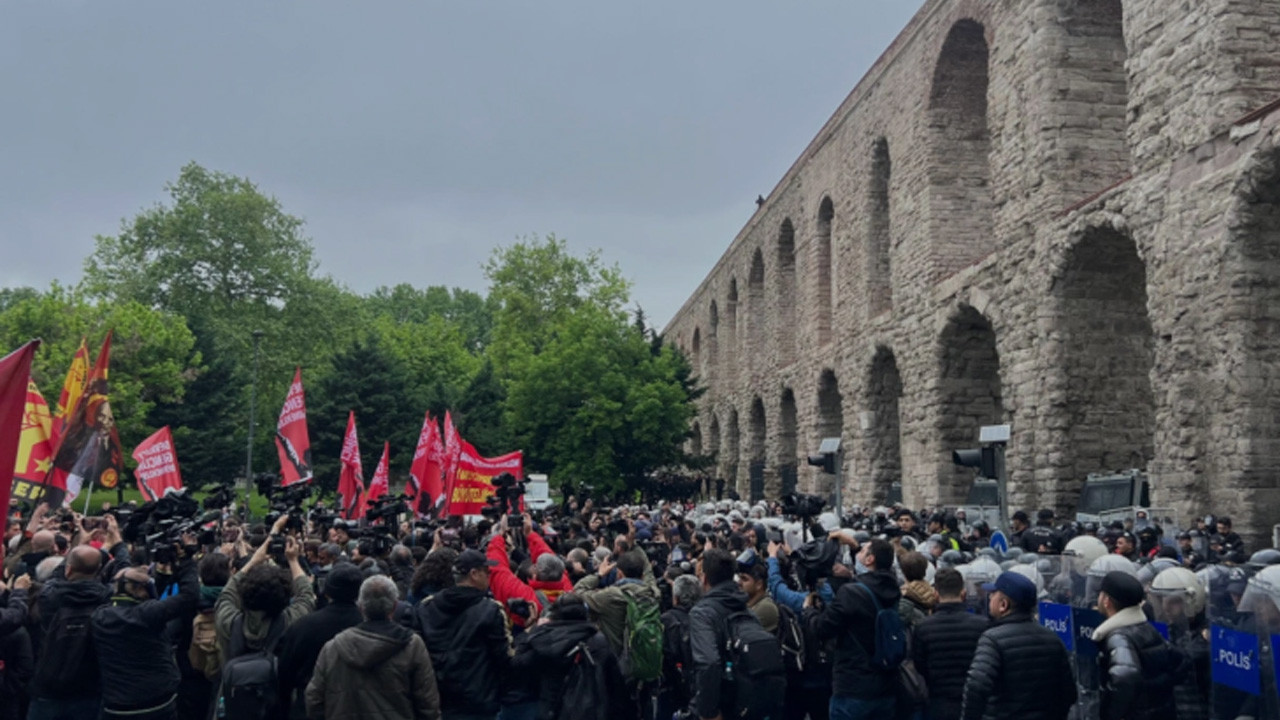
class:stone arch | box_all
[863,346,903,505]
[708,300,719,377]
[748,396,767,501]
[748,250,766,368]
[690,420,703,458]
[777,220,798,364]
[1052,0,1130,195]
[938,304,1003,502]
[726,280,739,378]
[723,407,740,495]
[708,414,721,467]
[1053,225,1154,510]
[815,197,835,345]
[928,19,994,276]
[815,369,845,498]
[778,388,799,496]
[868,138,893,315]
[691,327,702,374]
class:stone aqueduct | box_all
[661,0,1280,544]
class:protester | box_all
[911,567,986,720]
[1091,571,1185,720]
[278,563,365,719]
[657,575,699,720]
[510,593,628,720]
[960,571,1076,720]
[688,549,749,720]
[215,516,316,664]
[306,574,441,720]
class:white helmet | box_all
[1149,566,1207,620]
[1063,536,1108,574]
[1084,555,1137,606]
[1238,565,1280,623]
[1009,563,1046,598]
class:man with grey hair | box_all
[657,573,702,720]
[485,516,573,629]
[307,574,441,720]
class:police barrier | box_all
[1210,565,1280,720]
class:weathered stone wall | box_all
[664,0,1280,546]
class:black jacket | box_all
[277,600,363,719]
[512,618,629,720]
[912,602,987,720]
[31,575,114,699]
[660,605,693,707]
[804,570,901,700]
[0,626,32,720]
[410,584,513,717]
[960,611,1077,720]
[688,581,749,719]
[91,560,199,711]
[1097,620,1186,720]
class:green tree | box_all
[456,359,510,457]
[366,284,496,352]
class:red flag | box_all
[12,381,54,504]
[274,368,313,486]
[48,332,122,506]
[408,413,444,515]
[441,411,462,515]
[50,338,89,447]
[338,412,365,520]
[446,439,523,517]
[131,427,183,502]
[367,442,390,504]
[0,342,40,520]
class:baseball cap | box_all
[982,571,1038,610]
[454,549,499,575]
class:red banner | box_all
[367,442,390,504]
[446,439,523,517]
[338,411,365,520]
[0,342,39,520]
[49,332,122,505]
[132,426,183,501]
[408,412,444,515]
[13,381,53,486]
[441,411,462,515]
[274,368,313,486]
[50,338,88,447]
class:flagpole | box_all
[243,330,264,522]
[81,479,94,515]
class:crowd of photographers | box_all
[0,480,1273,720]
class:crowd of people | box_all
[0,487,1274,720]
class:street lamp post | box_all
[244,329,265,521]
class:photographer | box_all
[214,513,315,664]
[91,535,199,720]
[486,516,572,628]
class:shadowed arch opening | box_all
[723,408,740,496]
[779,389,798,496]
[726,280,739,377]
[749,397,767,502]
[816,198,835,345]
[864,347,903,505]
[708,414,721,471]
[748,250,766,368]
[928,20,994,276]
[690,420,703,458]
[868,138,892,315]
[938,305,1003,502]
[777,220,797,364]
[691,327,701,374]
[708,300,719,378]
[816,369,845,498]
[1056,226,1154,508]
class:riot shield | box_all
[1148,566,1211,720]
[1210,567,1280,720]
[961,556,1002,616]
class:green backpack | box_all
[621,588,663,683]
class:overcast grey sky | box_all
[1,1,923,327]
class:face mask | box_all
[855,558,870,575]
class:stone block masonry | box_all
[663,0,1280,548]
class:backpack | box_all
[855,583,906,671]
[31,602,98,699]
[189,610,223,681]
[218,615,285,720]
[775,604,806,674]
[620,588,663,683]
[722,611,786,720]
[558,640,611,720]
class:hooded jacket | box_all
[804,569,901,699]
[511,618,628,720]
[409,584,512,717]
[960,610,1077,720]
[688,581,750,719]
[1091,606,1186,720]
[306,619,441,720]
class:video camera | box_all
[121,490,209,563]
[486,472,526,525]
[260,475,312,534]
[781,491,826,519]
[365,495,410,524]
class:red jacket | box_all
[486,531,573,628]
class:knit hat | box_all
[1100,571,1144,609]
